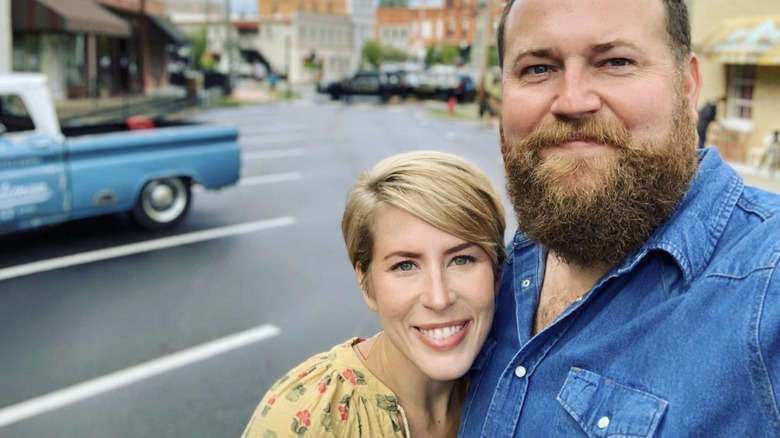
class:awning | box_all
[148,15,189,45]
[11,0,131,37]
[699,17,780,66]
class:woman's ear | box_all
[356,263,377,312]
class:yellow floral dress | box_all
[241,338,406,438]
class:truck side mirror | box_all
[0,122,6,136]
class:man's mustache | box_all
[519,118,634,152]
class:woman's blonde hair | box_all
[342,150,506,284]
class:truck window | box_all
[0,94,35,133]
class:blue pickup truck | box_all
[0,73,241,234]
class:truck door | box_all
[0,93,67,229]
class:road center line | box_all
[238,172,302,186]
[243,148,304,161]
[0,217,296,281]
[0,323,282,429]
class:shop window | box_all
[727,64,755,120]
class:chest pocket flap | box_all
[557,368,668,438]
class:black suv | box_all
[318,70,409,102]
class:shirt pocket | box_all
[556,367,668,438]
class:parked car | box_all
[411,67,476,103]
[0,73,241,234]
[317,70,409,102]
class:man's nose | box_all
[420,269,456,311]
[550,67,601,119]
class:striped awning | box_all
[12,0,131,38]
[698,17,780,66]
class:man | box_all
[459,0,780,436]
[696,96,726,148]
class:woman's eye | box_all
[451,255,475,266]
[392,261,415,272]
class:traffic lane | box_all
[0,307,381,438]
[0,148,305,272]
[0,168,357,406]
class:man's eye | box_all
[605,58,631,67]
[392,261,415,271]
[522,65,550,75]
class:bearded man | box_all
[458,0,780,436]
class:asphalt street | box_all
[0,94,511,438]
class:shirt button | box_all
[514,366,527,378]
[597,416,610,429]
[521,279,531,288]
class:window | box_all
[0,94,35,133]
[727,64,755,119]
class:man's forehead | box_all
[506,0,666,43]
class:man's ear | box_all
[684,54,703,119]
[356,263,377,312]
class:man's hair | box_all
[342,150,507,286]
[496,0,691,69]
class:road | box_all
[0,94,510,438]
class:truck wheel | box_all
[131,177,191,230]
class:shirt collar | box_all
[623,147,743,287]
[510,148,745,288]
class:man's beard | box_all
[502,90,698,268]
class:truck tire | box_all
[131,177,191,230]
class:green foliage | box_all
[440,44,460,64]
[488,45,500,68]
[362,40,383,68]
[188,27,208,69]
[424,44,462,66]
[379,0,408,6]
[361,41,409,68]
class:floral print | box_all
[241,338,406,438]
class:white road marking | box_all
[0,217,296,282]
[243,148,304,161]
[238,172,302,186]
[0,323,282,429]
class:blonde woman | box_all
[242,151,506,437]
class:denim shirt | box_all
[459,148,780,437]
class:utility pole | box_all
[0,0,11,72]
[139,0,150,92]
[224,0,233,74]
[476,0,492,81]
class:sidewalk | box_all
[726,160,780,194]
[53,79,281,125]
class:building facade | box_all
[10,0,184,100]
[691,0,780,163]
[256,0,372,83]
[375,0,503,67]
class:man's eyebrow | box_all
[509,47,553,70]
[592,39,640,53]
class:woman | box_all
[242,151,506,437]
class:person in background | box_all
[242,150,506,437]
[459,0,780,436]
[696,95,726,148]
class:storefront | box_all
[11,0,130,100]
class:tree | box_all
[378,0,408,6]
[424,44,461,66]
[188,28,208,69]
[362,40,383,68]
